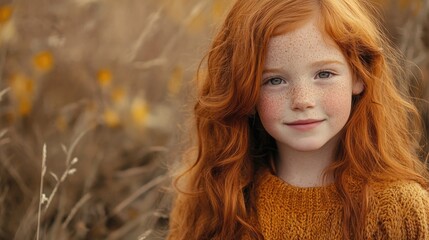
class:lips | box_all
[285,119,324,130]
[286,119,324,125]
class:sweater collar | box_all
[255,167,342,213]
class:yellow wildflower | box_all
[18,98,32,116]
[97,69,112,87]
[168,67,183,96]
[0,5,12,24]
[25,78,34,93]
[103,109,120,128]
[9,74,34,99]
[131,97,149,126]
[33,51,54,72]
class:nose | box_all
[290,84,316,111]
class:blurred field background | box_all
[0,0,428,239]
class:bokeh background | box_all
[0,0,428,239]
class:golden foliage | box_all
[18,98,32,116]
[103,109,120,128]
[9,74,34,99]
[97,69,112,87]
[130,97,149,126]
[33,51,54,72]
[0,5,12,24]
[0,21,16,45]
[8,74,35,116]
[168,66,183,96]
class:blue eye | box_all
[267,78,284,85]
[316,71,334,79]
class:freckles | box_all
[321,85,352,120]
[257,93,287,120]
[290,84,316,106]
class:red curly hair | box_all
[168,0,429,239]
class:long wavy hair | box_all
[168,0,429,239]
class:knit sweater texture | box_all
[246,168,429,239]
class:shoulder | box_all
[366,180,429,238]
[371,180,429,205]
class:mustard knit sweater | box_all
[246,168,429,239]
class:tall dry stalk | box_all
[36,144,47,240]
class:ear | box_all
[352,79,364,95]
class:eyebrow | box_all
[310,60,345,68]
[262,59,345,74]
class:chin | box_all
[287,140,328,152]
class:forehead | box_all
[265,16,346,67]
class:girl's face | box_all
[257,16,363,153]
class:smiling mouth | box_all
[286,119,325,125]
[285,119,325,130]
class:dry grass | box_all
[0,0,427,239]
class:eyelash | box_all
[265,77,285,85]
[316,70,336,79]
[263,70,336,85]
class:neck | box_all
[275,138,338,188]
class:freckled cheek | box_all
[256,94,287,121]
[321,86,352,122]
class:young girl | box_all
[168,0,429,239]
